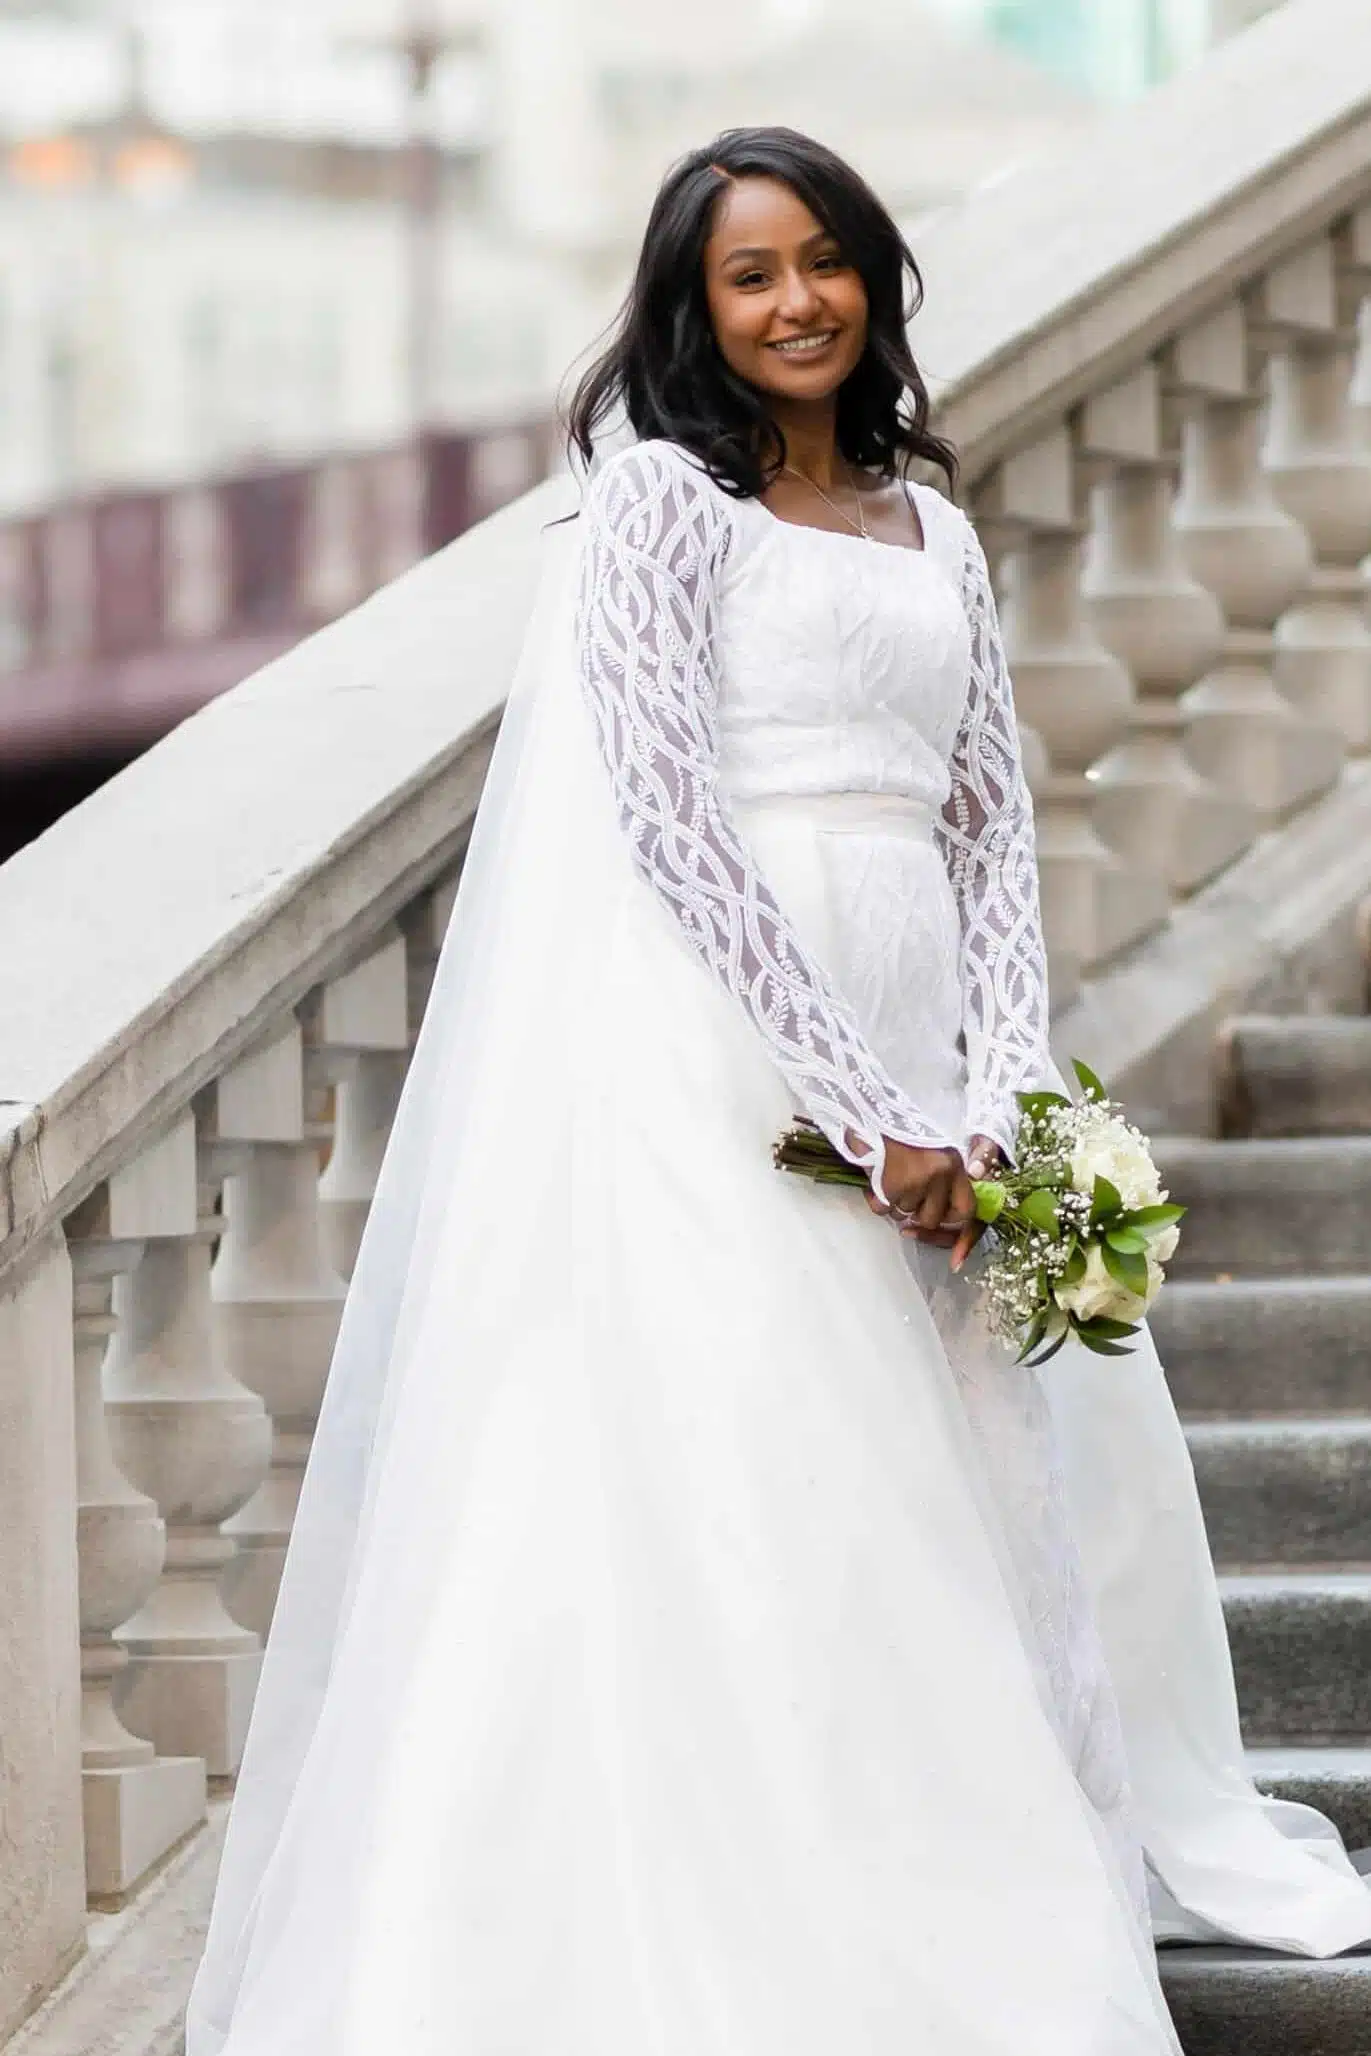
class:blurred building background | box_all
[0,0,1288,853]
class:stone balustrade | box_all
[6,1,1371,2045]
[0,476,554,2042]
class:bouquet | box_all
[772,1060,1184,1367]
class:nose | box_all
[775,264,823,327]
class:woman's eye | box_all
[734,270,768,289]
[813,253,843,271]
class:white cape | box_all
[187,494,1371,2056]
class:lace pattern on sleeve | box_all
[577,444,956,1176]
[935,521,1050,1162]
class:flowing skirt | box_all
[188,556,1369,2056]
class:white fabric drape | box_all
[186,470,1371,2056]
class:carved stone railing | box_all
[5,0,1371,2046]
[0,478,561,2045]
[910,4,1371,1010]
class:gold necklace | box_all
[782,459,872,541]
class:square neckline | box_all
[750,473,928,556]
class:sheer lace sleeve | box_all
[936,519,1050,1164]
[577,443,958,1188]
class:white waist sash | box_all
[732,789,938,843]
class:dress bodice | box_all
[711,491,973,813]
[573,437,1049,1181]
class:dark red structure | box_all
[0,423,555,856]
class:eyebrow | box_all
[718,229,835,265]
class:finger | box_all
[950,1220,982,1272]
[865,1187,889,1216]
[949,1168,978,1224]
[915,1173,951,1232]
[906,1225,959,1247]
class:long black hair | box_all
[565,126,957,497]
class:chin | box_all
[758,366,852,405]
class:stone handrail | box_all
[7,0,1371,2042]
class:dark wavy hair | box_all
[564,126,957,497]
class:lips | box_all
[768,331,840,356]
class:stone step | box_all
[1188,1419,1371,1567]
[1218,1014,1371,1138]
[1153,1278,1371,1417]
[1160,1945,1371,2056]
[1154,1138,1371,1278]
[1221,1573,1371,1743]
[1247,1745,1371,1852]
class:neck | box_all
[766,401,842,488]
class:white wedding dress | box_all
[187,440,1371,2056]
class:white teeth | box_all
[772,334,836,354]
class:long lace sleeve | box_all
[577,443,958,1186]
[936,520,1050,1163]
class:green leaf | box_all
[1019,1188,1060,1236]
[1089,1175,1122,1227]
[1016,1302,1064,1365]
[1023,1326,1073,1368]
[1016,1088,1068,1114]
[1076,1315,1139,1340]
[1124,1204,1186,1235]
[1015,1309,1049,1362]
[1075,1330,1138,1358]
[1061,1242,1087,1286]
[1072,1057,1108,1102]
[1105,1228,1147,1255]
[973,1179,1007,1224]
[1101,1241,1149,1299]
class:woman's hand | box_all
[949,1134,1005,1272]
[864,1140,976,1248]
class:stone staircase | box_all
[1148,919,1371,2055]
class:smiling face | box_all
[702,174,869,411]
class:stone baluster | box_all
[103,1116,271,1778]
[1263,221,1371,755]
[315,928,412,1283]
[1081,360,1253,896]
[0,1229,85,2027]
[402,868,463,1034]
[213,1021,347,1642]
[1352,296,1371,627]
[66,1157,206,1902]
[1171,298,1343,821]
[1351,294,1371,458]
[974,425,1168,1008]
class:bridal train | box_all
[185,438,1371,2056]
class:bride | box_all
[188,127,1371,2056]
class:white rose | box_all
[1056,1244,1164,1326]
[1069,1115,1163,1212]
[1150,1223,1180,1265]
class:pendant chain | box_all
[782,458,872,541]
